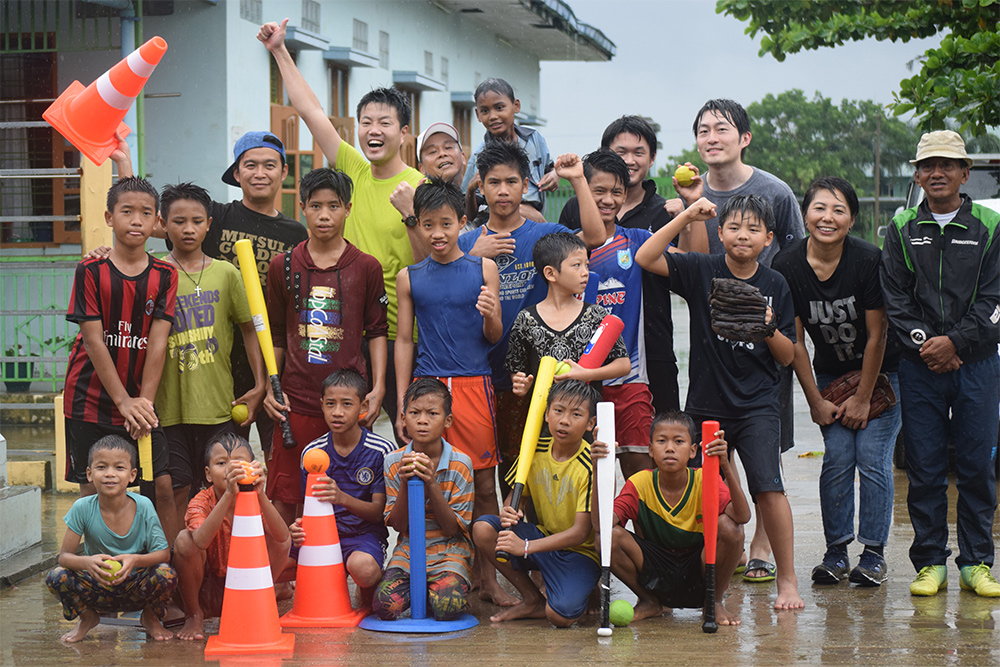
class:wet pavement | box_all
[2,297,998,665]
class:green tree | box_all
[716,0,1000,134]
[662,90,919,198]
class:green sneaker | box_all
[910,565,947,596]
[959,563,1000,597]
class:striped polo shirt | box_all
[383,440,474,582]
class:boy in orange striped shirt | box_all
[372,379,475,621]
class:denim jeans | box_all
[899,355,999,570]
[816,372,902,550]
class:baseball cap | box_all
[222,131,287,186]
[910,130,972,167]
[417,122,461,160]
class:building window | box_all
[301,0,320,32]
[440,57,449,86]
[329,64,349,118]
[379,31,390,69]
[424,51,433,77]
[353,19,368,52]
[240,0,262,24]
[453,104,471,150]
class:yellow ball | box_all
[554,362,572,376]
[101,559,122,582]
[231,403,249,423]
[674,165,695,187]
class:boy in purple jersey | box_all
[290,370,395,611]
[395,178,513,607]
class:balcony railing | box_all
[0,258,76,394]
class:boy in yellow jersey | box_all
[592,411,750,625]
[473,380,600,627]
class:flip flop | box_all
[742,558,776,583]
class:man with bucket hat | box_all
[881,130,1000,598]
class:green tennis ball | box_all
[674,164,695,187]
[554,361,572,376]
[609,599,634,627]
[230,403,249,423]
[101,559,122,582]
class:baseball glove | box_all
[709,278,776,343]
[820,370,897,421]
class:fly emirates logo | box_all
[104,320,147,350]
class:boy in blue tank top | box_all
[394,178,514,606]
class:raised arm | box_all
[635,197,717,276]
[554,153,605,249]
[258,19,342,163]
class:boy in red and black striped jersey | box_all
[64,176,180,545]
[592,411,750,626]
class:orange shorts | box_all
[426,375,499,470]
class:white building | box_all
[0,0,613,390]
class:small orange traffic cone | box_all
[205,490,294,656]
[43,36,167,165]
[280,472,366,627]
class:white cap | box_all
[417,122,461,160]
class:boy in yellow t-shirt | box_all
[473,380,601,627]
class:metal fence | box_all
[0,259,76,393]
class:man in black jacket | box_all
[882,130,1000,598]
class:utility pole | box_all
[873,114,881,244]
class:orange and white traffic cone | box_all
[280,472,367,627]
[204,490,295,657]
[43,36,167,166]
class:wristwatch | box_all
[402,215,418,228]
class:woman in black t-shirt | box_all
[772,177,901,589]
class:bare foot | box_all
[632,599,664,621]
[176,614,204,641]
[490,598,546,622]
[715,601,741,626]
[357,586,375,611]
[478,582,520,607]
[140,608,174,640]
[774,577,804,610]
[274,581,294,601]
[61,609,100,643]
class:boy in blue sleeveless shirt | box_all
[394,178,514,606]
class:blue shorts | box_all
[341,532,386,567]
[290,531,386,567]
[478,515,600,620]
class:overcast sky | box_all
[539,0,943,168]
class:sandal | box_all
[742,558,776,583]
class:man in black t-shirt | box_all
[559,116,705,413]
[209,132,308,452]
[103,133,307,453]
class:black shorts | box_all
[165,422,237,490]
[688,412,783,500]
[634,532,704,609]
[64,418,170,484]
